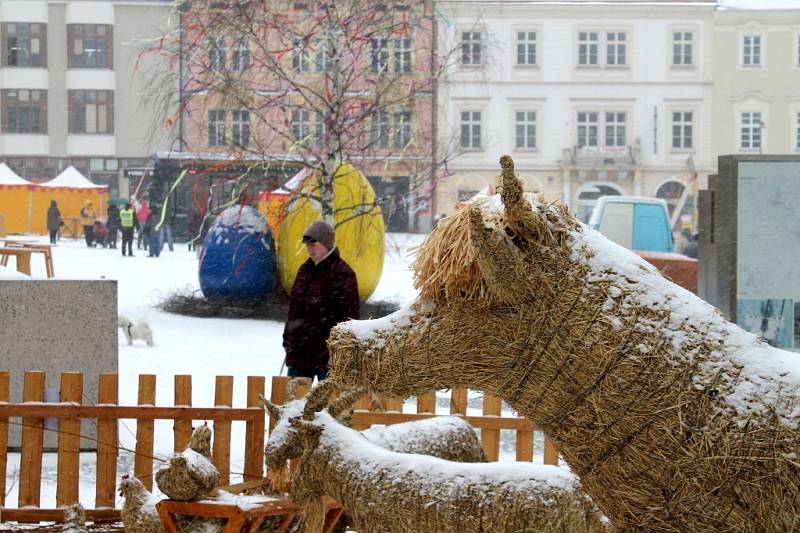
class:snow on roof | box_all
[42,166,107,189]
[0,162,31,185]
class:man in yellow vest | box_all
[119,202,138,257]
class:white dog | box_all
[118,314,154,347]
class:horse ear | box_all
[498,155,537,240]
[468,206,531,304]
[260,394,282,419]
[303,380,335,420]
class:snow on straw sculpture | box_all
[155,423,220,501]
[287,383,607,533]
[263,380,488,492]
[328,154,800,531]
[119,475,166,533]
[60,503,88,533]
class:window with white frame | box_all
[671,111,693,150]
[393,111,411,148]
[291,109,311,141]
[672,31,693,66]
[606,32,626,66]
[394,38,411,73]
[515,111,536,149]
[577,112,598,147]
[461,31,482,66]
[315,111,327,144]
[795,112,800,150]
[605,112,626,146]
[371,38,389,73]
[796,34,800,66]
[740,111,763,150]
[314,39,330,72]
[231,40,250,71]
[292,39,310,72]
[742,34,762,67]
[372,111,389,148]
[516,31,536,66]
[68,90,113,134]
[460,111,481,149]
[209,37,226,71]
[208,109,226,146]
[578,32,599,66]
[232,110,250,146]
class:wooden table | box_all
[59,217,82,240]
[0,242,54,277]
[156,496,344,533]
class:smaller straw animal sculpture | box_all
[60,503,87,533]
[288,382,607,533]
[262,379,488,492]
[155,423,219,501]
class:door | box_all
[633,203,673,252]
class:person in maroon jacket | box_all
[283,220,360,381]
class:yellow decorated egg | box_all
[277,163,385,302]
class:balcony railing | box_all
[562,145,640,167]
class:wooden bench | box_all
[156,496,344,533]
[0,242,54,277]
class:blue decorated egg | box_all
[199,205,276,301]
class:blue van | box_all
[588,196,674,253]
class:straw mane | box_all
[329,155,800,531]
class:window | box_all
[578,32,598,66]
[460,111,481,150]
[672,31,693,66]
[461,31,481,66]
[577,112,598,147]
[292,39,310,73]
[1,89,47,133]
[68,90,113,134]
[672,112,693,149]
[315,111,327,144]
[208,37,226,71]
[394,38,411,73]
[68,24,112,68]
[797,34,800,66]
[740,111,763,150]
[371,38,388,73]
[372,111,389,148]
[393,111,411,148]
[796,112,800,150]
[291,109,310,141]
[606,32,626,66]
[605,112,626,147]
[231,40,250,71]
[516,31,536,66]
[515,111,536,149]
[232,110,250,146]
[743,34,762,67]
[315,40,330,72]
[3,22,46,67]
[208,109,226,146]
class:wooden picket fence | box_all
[0,370,557,524]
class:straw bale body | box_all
[156,425,220,501]
[291,410,606,533]
[120,476,167,533]
[60,503,87,533]
[328,155,800,531]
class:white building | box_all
[435,0,717,226]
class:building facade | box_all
[435,0,718,228]
[0,0,173,197]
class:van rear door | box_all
[633,203,672,252]
[598,201,633,249]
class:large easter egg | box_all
[199,205,276,301]
[277,163,385,302]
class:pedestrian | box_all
[282,221,360,382]
[158,200,175,252]
[187,208,201,252]
[106,204,120,249]
[145,208,161,257]
[136,199,151,250]
[80,200,96,247]
[119,202,138,257]
[46,200,61,245]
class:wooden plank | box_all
[515,428,534,462]
[543,435,559,465]
[269,376,290,434]
[135,374,156,491]
[416,391,436,414]
[449,388,467,415]
[243,376,265,482]
[213,375,233,486]
[0,508,120,522]
[293,377,312,400]
[379,395,403,412]
[174,374,193,452]
[18,370,45,507]
[95,373,118,508]
[56,372,83,506]
[0,370,10,507]
[0,403,262,420]
[480,394,502,461]
[349,411,534,431]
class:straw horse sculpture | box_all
[328,155,800,531]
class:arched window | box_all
[575,183,623,223]
[655,180,686,218]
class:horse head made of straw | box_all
[328,155,800,531]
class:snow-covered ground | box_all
[2,232,537,510]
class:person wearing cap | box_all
[282,220,360,381]
[79,200,96,247]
